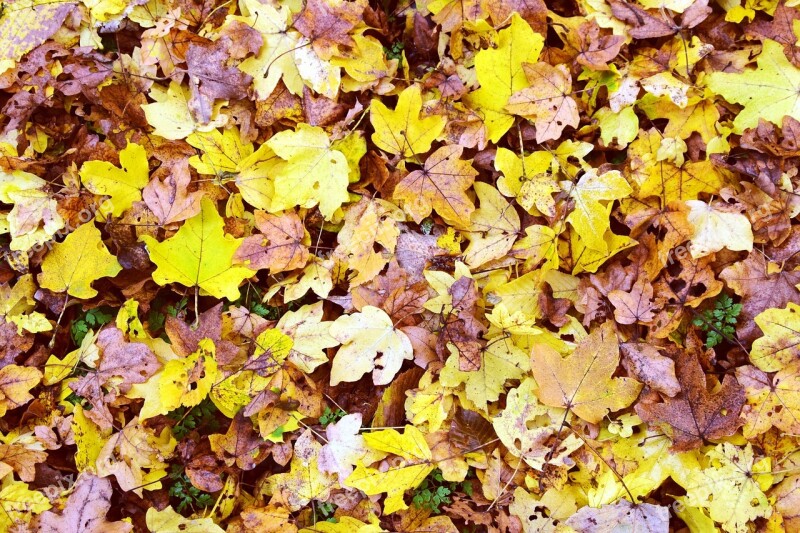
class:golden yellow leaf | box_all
[464,14,544,142]
[267,124,351,219]
[140,197,254,300]
[530,322,642,424]
[128,339,218,420]
[707,39,800,133]
[370,84,446,157]
[79,143,150,217]
[346,425,434,514]
[145,506,224,533]
[266,430,337,511]
[0,364,42,417]
[750,303,800,372]
[38,221,122,299]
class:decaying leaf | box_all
[4,0,800,530]
[37,474,132,533]
[636,348,745,451]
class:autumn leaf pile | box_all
[2,0,800,530]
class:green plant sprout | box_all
[692,294,742,348]
[167,465,214,513]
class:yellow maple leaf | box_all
[38,220,122,299]
[595,427,701,505]
[405,371,453,432]
[750,303,800,372]
[736,363,800,438]
[370,84,446,157]
[0,273,52,334]
[494,378,582,470]
[6,188,64,253]
[128,339,218,420]
[277,302,339,374]
[145,506,224,533]
[0,479,51,530]
[142,81,228,140]
[530,322,642,424]
[188,126,283,212]
[330,32,390,87]
[495,147,559,216]
[299,516,382,533]
[565,228,637,275]
[235,0,303,98]
[96,418,175,496]
[72,404,107,472]
[329,306,413,386]
[638,159,726,204]
[463,182,521,268]
[707,39,800,133]
[564,169,632,254]
[0,364,41,417]
[511,224,559,271]
[267,124,351,219]
[346,425,434,514]
[140,197,254,300]
[334,198,403,286]
[44,330,99,385]
[464,14,544,142]
[684,443,772,532]
[267,430,337,511]
[685,200,753,258]
[79,143,149,217]
[595,105,639,148]
[440,336,529,413]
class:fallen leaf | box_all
[79,143,150,217]
[329,306,413,386]
[530,322,642,424]
[636,348,745,451]
[0,364,41,417]
[234,211,309,274]
[142,160,204,225]
[393,145,477,227]
[37,473,132,533]
[565,500,670,533]
[38,221,122,299]
[370,84,447,157]
[141,197,255,300]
